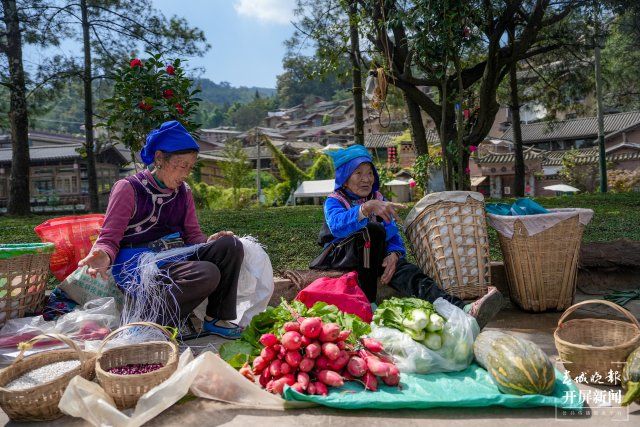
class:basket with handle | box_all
[554,299,640,382]
[404,191,490,300]
[0,333,96,421]
[95,321,179,409]
[0,243,54,327]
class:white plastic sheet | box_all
[59,350,312,427]
[369,298,480,374]
[487,208,594,239]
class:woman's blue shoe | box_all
[202,319,243,340]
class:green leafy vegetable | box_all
[219,299,371,367]
[372,297,446,344]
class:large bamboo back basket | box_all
[488,210,590,312]
[554,300,640,383]
[405,191,490,300]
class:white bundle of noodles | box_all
[116,244,205,343]
[115,236,274,343]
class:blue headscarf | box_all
[328,145,379,193]
[140,120,200,165]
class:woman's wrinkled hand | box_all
[380,252,399,285]
[207,230,235,242]
[362,200,406,224]
[78,249,110,280]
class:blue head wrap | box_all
[140,120,200,165]
[328,145,379,192]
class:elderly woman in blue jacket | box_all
[311,145,502,328]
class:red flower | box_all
[166,64,175,75]
[409,179,416,188]
[138,101,152,111]
[162,89,174,99]
[469,145,478,152]
[175,103,184,114]
[130,58,142,68]
[464,167,471,175]
[364,241,371,249]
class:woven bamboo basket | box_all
[405,192,490,300]
[554,300,640,383]
[0,333,96,421]
[0,243,54,327]
[95,322,179,409]
[490,211,587,312]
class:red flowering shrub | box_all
[102,54,201,155]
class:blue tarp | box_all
[283,364,582,411]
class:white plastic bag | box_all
[59,265,124,310]
[0,297,120,364]
[194,236,274,327]
[369,298,479,374]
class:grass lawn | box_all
[1,192,638,272]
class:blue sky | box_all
[24,0,299,89]
[151,0,297,88]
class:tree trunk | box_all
[509,26,525,197]
[404,93,428,156]
[593,1,607,193]
[454,54,466,190]
[80,0,99,212]
[349,2,364,145]
[439,79,455,190]
[3,0,31,215]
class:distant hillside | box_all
[195,78,276,106]
[24,78,276,134]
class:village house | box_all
[197,140,325,186]
[471,111,640,197]
[0,131,127,211]
[363,129,440,169]
[199,127,241,148]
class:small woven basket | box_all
[95,322,179,409]
[0,333,96,422]
[405,191,490,300]
[0,243,54,327]
[554,300,640,383]
[489,211,589,312]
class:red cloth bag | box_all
[34,214,105,281]
[295,271,373,322]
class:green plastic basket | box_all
[0,243,54,326]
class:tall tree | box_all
[348,1,364,145]
[508,24,525,197]
[354,0,583,189]
[1,0,29,215]
[0,1,67,215]
[43,0,209,211]
[276,43,350,107]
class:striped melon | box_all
[622,346,640,406]
[474,331,555,396]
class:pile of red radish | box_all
[244,316,400,395]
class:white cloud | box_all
[234,0,295,25]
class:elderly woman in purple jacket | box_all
[79,121,243,338]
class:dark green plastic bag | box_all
[283,364,581,410]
